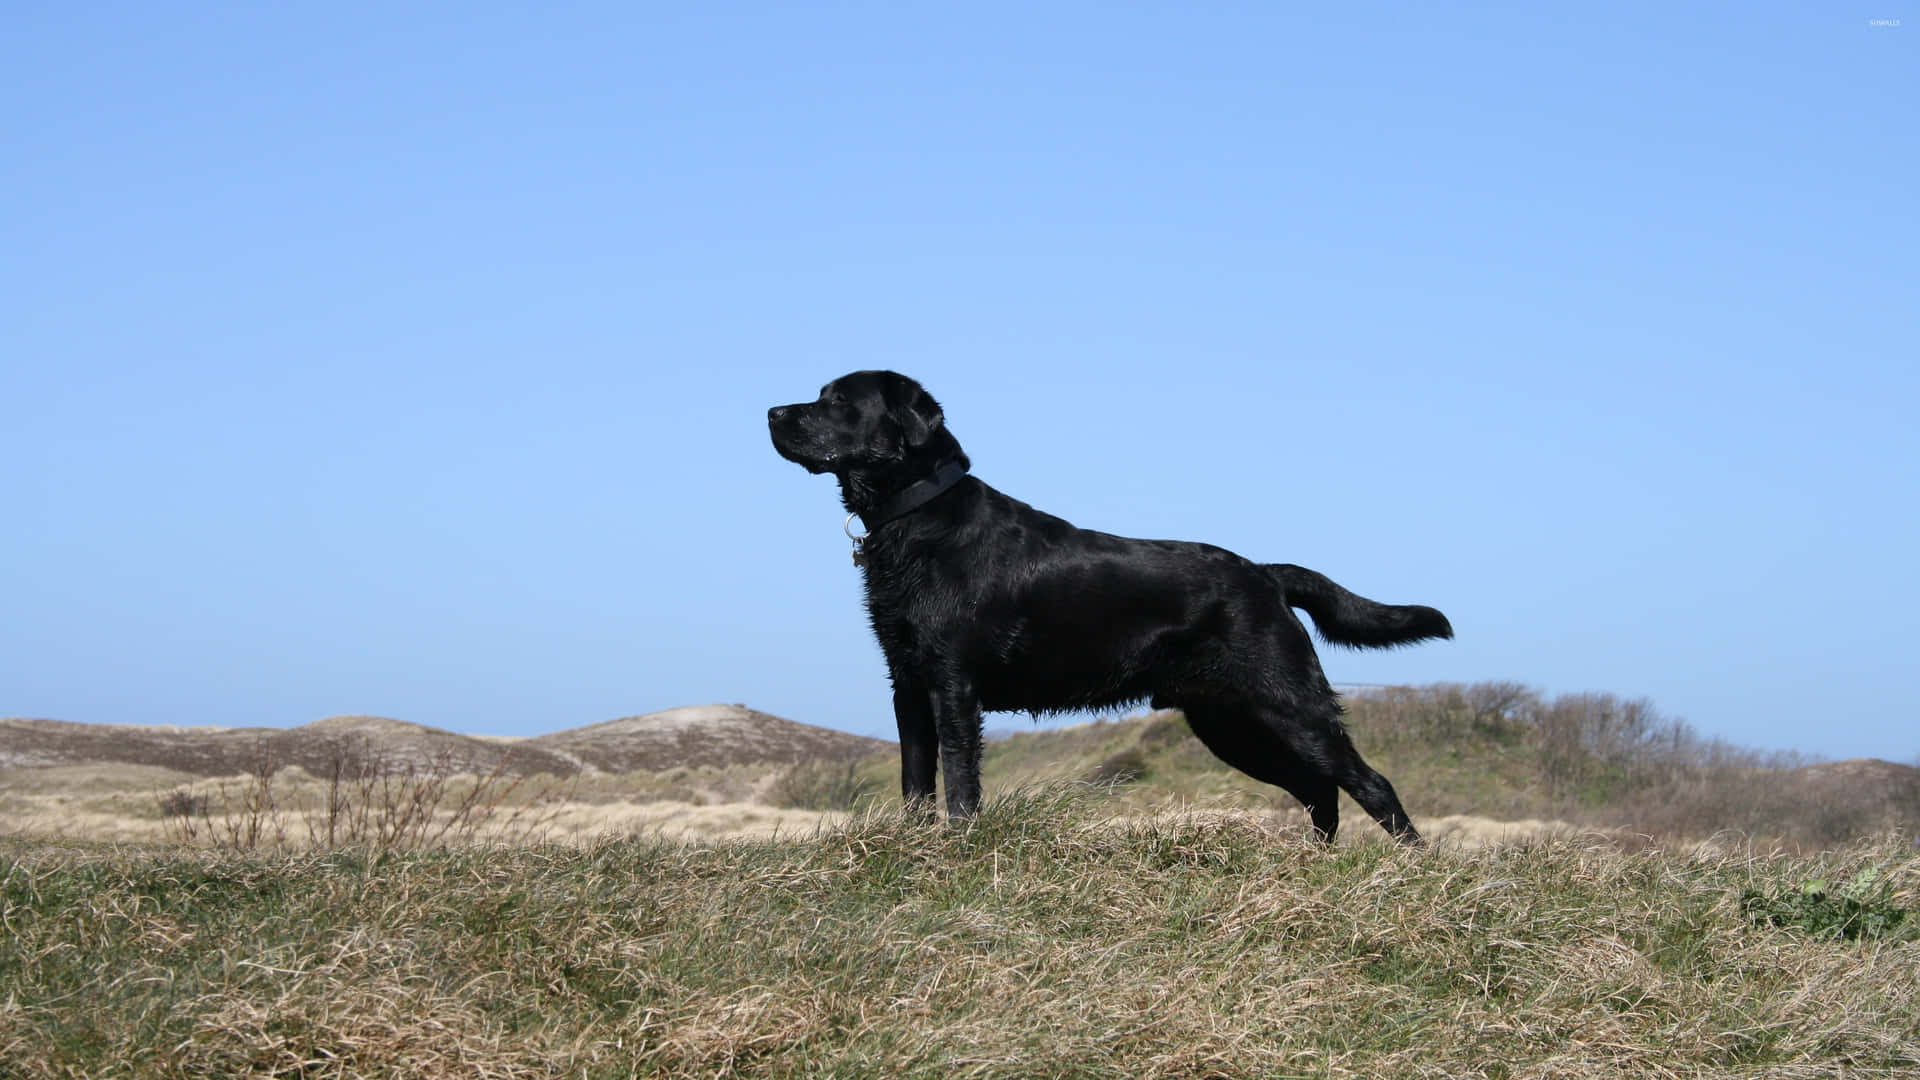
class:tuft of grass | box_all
[2,790,1916,1079]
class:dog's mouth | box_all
[769,422,837,474]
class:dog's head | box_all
[768,371,965,480]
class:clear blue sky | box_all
[4,4,1914,761]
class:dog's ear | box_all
[895,384,946,450]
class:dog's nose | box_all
[768,405,789,423]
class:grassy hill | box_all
[5,685,1917,1076]
[3,794,1915,1078]
[826,684,1920,852]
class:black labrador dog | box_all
[768,371,1451,843]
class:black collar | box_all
[859,459,968,531]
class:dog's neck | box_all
[841,455,970,531]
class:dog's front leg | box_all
[929,677,984,819]
[891,679,939,821]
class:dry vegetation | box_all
[4,683,1916,855]
[2,790,1915,1079]
[0,707,886,851]
[946,684,1920,854]
[3,686,1917,1077]
[1342,683,1920,850]
[0,745,842,850]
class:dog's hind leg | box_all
[1275,766,1340,843]
[1273,707,1421,845]
[1183,702,1421,845]
[1181,705,1343,842]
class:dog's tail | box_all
[1266,564,1453,648]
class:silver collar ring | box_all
[844,513,869,542]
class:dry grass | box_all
[2,783,838,848]
[2,788,1915,1079]
[1,743,835,850]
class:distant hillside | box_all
[0,716,555,777]
[527,704,891,772]
[0,706,890,779]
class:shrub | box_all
[1742,867,1912,940]
[769,757,882,812]
[158,734,571,853]
[1085,746,1150,785]
[156,789,209,819]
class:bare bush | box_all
[1344,682,1535,751]
[162,739,290,850]
[159,734,573,853]
[1086,747,1150,785]
[1531,692,1681,798]
[1338,681,1895,847]
[156,789,208,819]
[769,757,882,812]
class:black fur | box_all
[769,371,1451,843]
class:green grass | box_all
[4,790,1916,1079]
